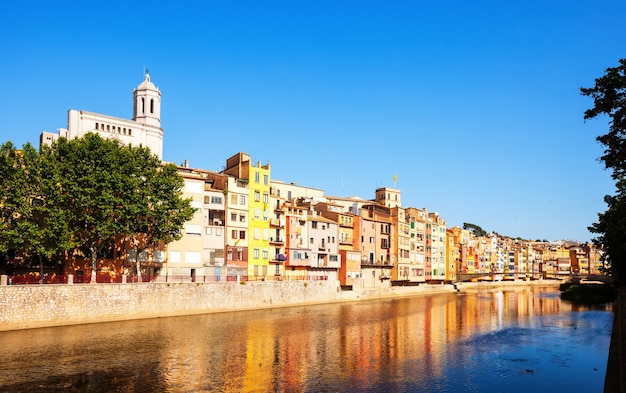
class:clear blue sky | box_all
[1,1,623,242]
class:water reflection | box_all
[0,286,612,392]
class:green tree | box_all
[582,58,626,286]
[53,134,140,282]
[48,133,193,283]
[581,58,626,180]
[463,222,487,237]
[588,180,626,286]
[0,141,31,256]
[120,145,195,282]
[0,142,69,274]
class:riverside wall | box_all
[0,277,560,332]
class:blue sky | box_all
[1,1,623,242]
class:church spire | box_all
[133,70,161,128]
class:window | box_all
[239,230,246,239]
[185,224,202,235]
[254,191,260,202]
[185,251,201,263]
[310,238,314,244]
[254,208,260,220]
[231,194,238,204]
[263,174,269,185]
[231,213,237,221]
[211,196,222,204]
[254,248,260,259]
[239,214,246,222]
[239,195,246,205]
[254,172,260,183]
[263,210,268,222]
[312,221,318,229]
[206,227,212,235]
[263,193,268,204]
[232,230,238,239]
[186,181,203,194]
[262,249,268,259]
[169,251,181,263]
[254,228,260,240]
[150,98,154,114]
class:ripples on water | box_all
[0,286,613,392]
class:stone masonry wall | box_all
[0,280,350,331]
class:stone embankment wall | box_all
[0,280,346,331]
[0,278,559,332]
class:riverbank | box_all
[0,278,562,332]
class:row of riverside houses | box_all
[8,73,599,286]
[163,155,603,288]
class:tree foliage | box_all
[0,133,193,282]
[119,144,195,281]
[582,58,626,286]
[581,58,626,180]
[0,142,70,266]
[462,222,487,237]
[588,180,626,286]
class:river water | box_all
[0,285,613,392]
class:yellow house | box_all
[223,152,271,279]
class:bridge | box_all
[455,273,509,282]
[454,272,612,283]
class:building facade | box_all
[41,72,164,160]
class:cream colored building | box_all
[40,72,164,160]
[164,169,205,281]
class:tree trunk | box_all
[90,245,97,283]
[135,247,142,283]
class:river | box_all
[0,285,613,392]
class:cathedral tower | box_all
[133,71,161,128]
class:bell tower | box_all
[133,71,161,127]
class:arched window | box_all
[150,99,154,114]
[141,98,145,114]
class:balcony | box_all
[271,254,287,263]
[270,237,285,245]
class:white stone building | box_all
[40,72,164,160]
